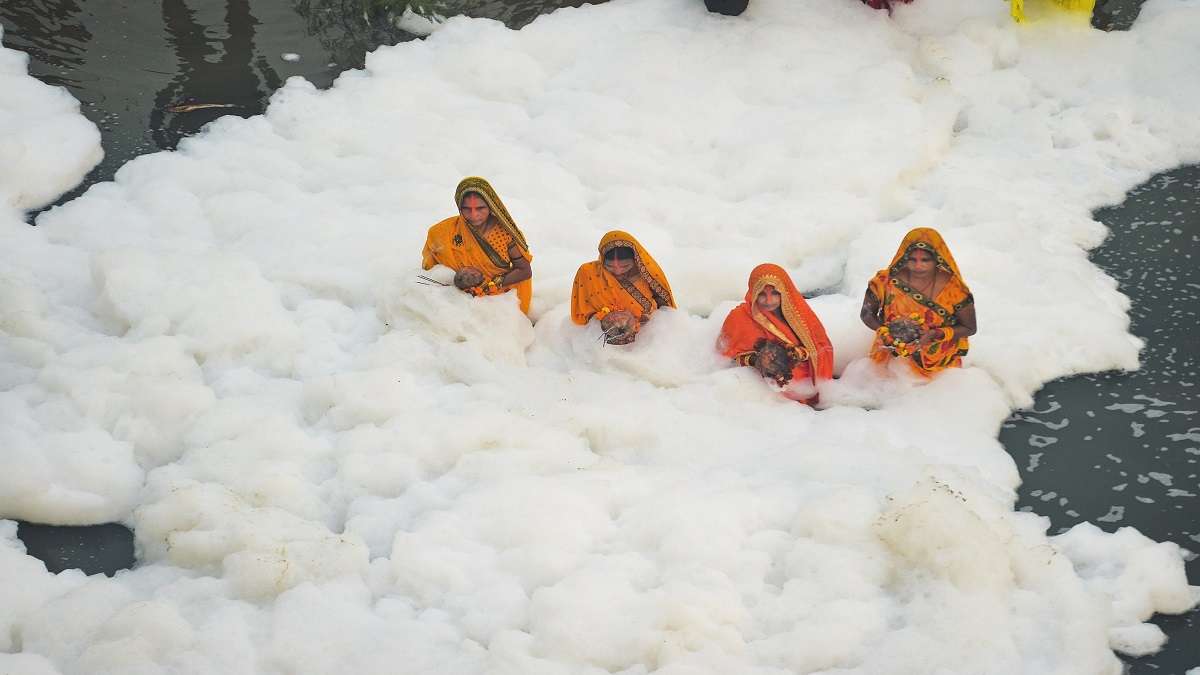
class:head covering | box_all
[455,176,530,255]
[887,227,969,293]
[745,263,834,381]
[598,230,675,309]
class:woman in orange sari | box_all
[571,231,675,345]
[860,227,976,377]
[717,264,834,404]
[421,176,534,314]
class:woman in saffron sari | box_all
[859,227,976,377]
[571,231,675,345]
[717,264,834,404]
[421,176,534,314]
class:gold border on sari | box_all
[464,224,511,270]
[600,238,674,311]
[882,228,973,326]
[749,273,819,368]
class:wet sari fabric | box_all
[867,228,972,376]
[422,177,534,314]
[571,231,675,325]
[717,264,834,386]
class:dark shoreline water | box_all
[2,0,1195,671]
[1002,165,1200,673]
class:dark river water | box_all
[2,1,1195,672]
[1000,163,1200,672]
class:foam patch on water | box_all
[0,26,101,212]
[2,0,1199,672]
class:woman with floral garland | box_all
[859,227,976,377]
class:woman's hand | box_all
[860,290,883,330]
[454,266,484,290]
[918,328,946,346]
[753,340,796,385]
[601,310,639,345]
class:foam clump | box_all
[0,653,63,675]
[0,521,87,652]
[0,26,101,212]
[2,0,1199,673]
[1053,521,1199,655]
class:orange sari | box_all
[421,177,533,314]
[866,228,972,376]
[571,231,675,325]
[717,264,834,391]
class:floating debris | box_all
[164,101,238,113]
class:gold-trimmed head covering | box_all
[744,263,834,381]
[598,230,676,310]
[887,227,968,292]
[455,176,530,255]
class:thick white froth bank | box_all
[0,27,102,213]
[1,28,111,525]
[2,0,1199,672]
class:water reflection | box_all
[287,0,596,70]
[291,0,420,69]
[151,0,281,149]
[0,0,90,89]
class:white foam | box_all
[2,0,1199,672]
[0,25,101,212]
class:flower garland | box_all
[878,312,925,358]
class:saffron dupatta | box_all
[571,230,675,325]
[421,177,534,314]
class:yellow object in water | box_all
[1011,0,1096,23]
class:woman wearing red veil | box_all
[717,264,834,404]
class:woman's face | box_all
[459,194,490,228]
[755,284,782,312]
[604,248,635,276]
[905,248,935,275]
